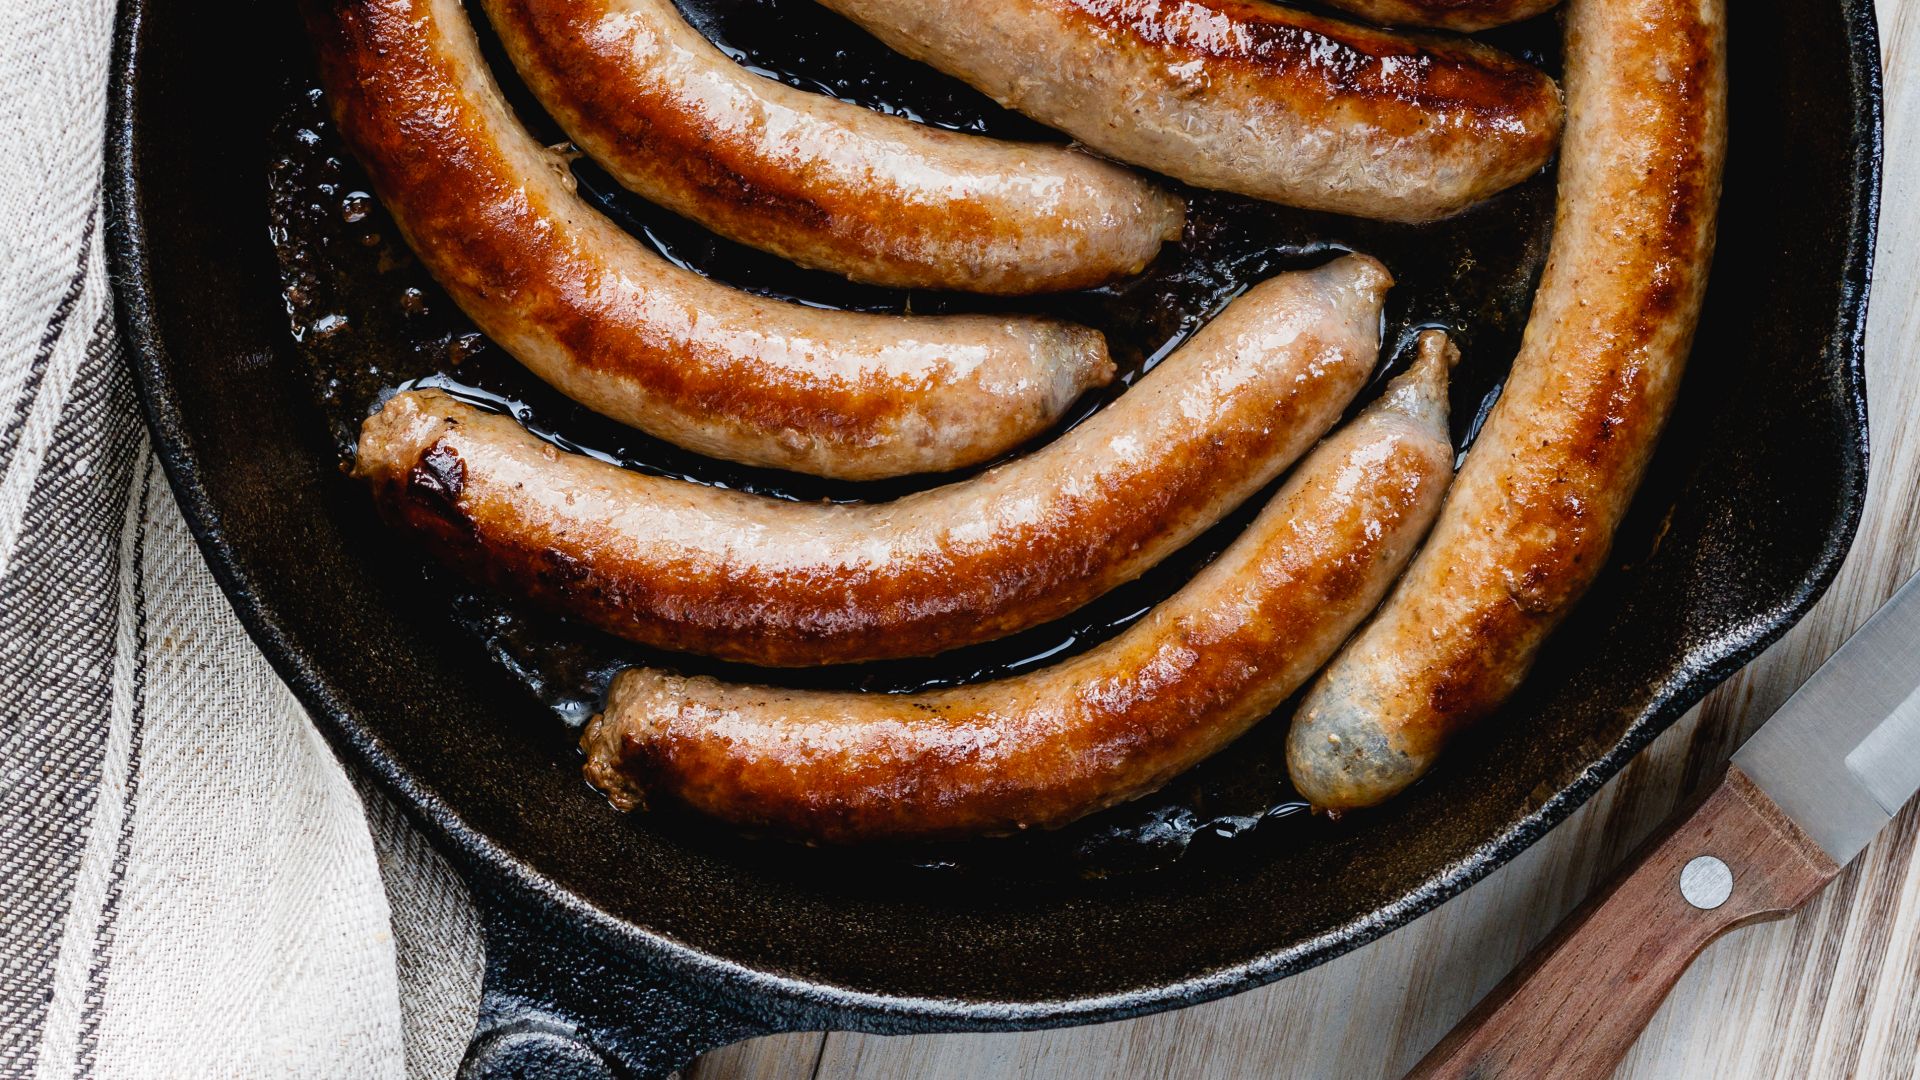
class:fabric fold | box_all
[0,0,485,1074]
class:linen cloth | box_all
[0,1,488,1075]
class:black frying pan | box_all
[105,0,1881,1075]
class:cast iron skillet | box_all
[106,0,1881,1075]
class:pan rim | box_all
[103,0,1882,1032]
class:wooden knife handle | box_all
[1406,765,1840,1080]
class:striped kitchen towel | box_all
[0,2,486,1076]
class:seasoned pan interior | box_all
[116,0,1873,1016]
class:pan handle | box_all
[457,874,801,1080]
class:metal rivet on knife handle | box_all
[1679,855,1733,910]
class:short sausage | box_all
[304,0,1114,480]
[1286,0,1728,810]
[814,0,1564,221]
[580,333,1456,842]
[355,255,1393,667]
[478,0,1184,293]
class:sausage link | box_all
[1315,0,1560,33]
[581,333,1456,842]
[304,0,1114,480]
[356,255,1392,667]
[1287,0,1727,811]
[814,0,1563,222]
[478,0,1183,293]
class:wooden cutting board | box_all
[686,1,1920,1073]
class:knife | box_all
[1408,566,1920,1080]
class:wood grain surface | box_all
[685,0,1920,1073]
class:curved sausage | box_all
[580,333,1456,842]
[1315,0,1560,33]
[813,0,1564,222]
[1286,0,1728,811]
[304,0,1114,480]
[477,0,1184,294]
[356,255,1393,667]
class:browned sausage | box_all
[1287,0,1727,811]
[580,333,1456,842]
[355,255,1392,667]
[304,0,1115,480]
[1316,0,1560,33]
[813,0,1563,222]
[476,0,1184,293]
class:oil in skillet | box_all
[266,0,1559,882]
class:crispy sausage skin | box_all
[580,334,1456,842]
[1316,0,1560,32]
[477,0,1183,293]
[356,256,1393,667]
[1287,0,1728,811]
[303,0,1115,480]
[813,0,1563,222]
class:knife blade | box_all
[1732,567,1920,866]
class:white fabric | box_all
[0,0,487,1075]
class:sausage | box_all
[356,255,1393,667]
[813,0,1563,222]
[304,0,1115,480]
[580,333,1456,842]
[476,0,1184,294]
[1286,0,1727,811]
[1314,0,1560,33]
